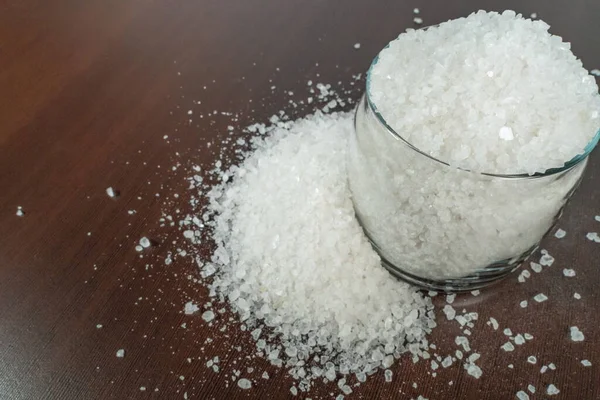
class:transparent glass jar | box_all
[347,85,596,291]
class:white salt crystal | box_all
[413,17,423,24]
[524,333,534,340]
[539,253,555,266]
[595,215,600,221]
[574,293,581,299]
[443,305,456,320]
[526,356,537,365]
[554,229,566,238]
[503,328,513,336]
[533,293,548,303]
[96,324,103,329]
[498,126,514,141]
[528,384,536,393]
[585,232,600,243]
[353,43,361,49]
[470,290,480,296]
[262,371,269,379]
[116,349,125,358]
[546,384,560,395]
[520,300,528,308]
[106,187,117,198]
[516,390,529,400]
[501,342,515,352]
[570,326,584,341]
[184,302,199,315]
[202,310,215,322]
[530,13,537,18]
[135,245,143,252]
[514,334,525,345]
[446,293,456,304]
[441,356,453,368]
[384,369,393,382]
[139,237,151,248]
[563,268,576,277]
[16,206,24,217]
[489,317,499,330]
[237,378,252,389]
[413,8,420,14]
[591,69,600,77]
[548,363,556,370]
[183,230,195,239]
[581,360,592,366]
[530,262,542,273]
[465,363,482,379]
[540,365,548,373]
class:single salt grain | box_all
[570,326,584,341]
[595,215,600,221]
[516,390,530,400]
[539,253,555,266]
[574,292,581,299]
[503,328,513,336]
[585,232,600,242]
[353,43,361,49]
[237,378,252,389]
[470,290,480,296]
[498,126,514,141]
[501,342,515,352]
[527,356,537,364]
[591,69,600,77]
[16,206,24,217]
[116,349,125,358]
[489,317,499,330]
[530,12,537,18]
[135,245,143,252]
[548,363,556,370]
[413,7,420,14]
[581,360,592,366]
[184,302,199,315]
[202,310,215,322]
[524,333,534,340]
[528,384,536,393]
[514,334,525,345]
[446,293,456,304]
[533,293,548,303]
[547,384,560,395]
[139,237,151,248]
[465,363,482,379]
[563,268,576,277]
[520,300,528,308]
[540,365,548,373]
[413,17,423,24]
[384,369,393,382]
[530,262,542,273]
[443,304,456,320]
[96,324,103,329]
[106,187,117,198]
[554,229,566,238]
[262,372,269,379]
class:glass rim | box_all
[365,40,600,179]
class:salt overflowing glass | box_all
[347,65,596,291]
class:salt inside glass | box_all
[347,13,599,290]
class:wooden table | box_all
[1,1,599,399]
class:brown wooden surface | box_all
[1,1,599,399]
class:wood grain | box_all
[0,1,599,399]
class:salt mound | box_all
[202,111,435,388]
[370,10,600,174]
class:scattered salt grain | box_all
[116,349,125,358]
[533,293,548,303]
[446,293,456,304]
[548,363,556,370]
[106,187,117,198]
[139,237,151,248]
[585,232,600,242]
[540,365,548,373]
[384,369,393,382]
[503,328,513,336]
[501,342,515,352]
[554,229,566,239]
[528,384,536,393]
[591,69,600,77]
[16,206,24,217]
[539,251,555,266]
[202,310,215,322]
[570,326,584,341]
[514,334,525,345]
[530,12,537,19]
[413,8,420,14]
[563,268,576,277]
[595,215,600,221]
[470,290,480,296]
[413,17,423,24]
[581,360,592,366]
[184,302,199,315]
[516,390,529,400]
[464,363,482,379]
[96,324,103,329]
[443,304,456,320]
[546,384,560,395]
[353,43,361,50]
[574,292,581,299]
[527,356,537,364]
[135,245,143,252]
[237,378,252,389]
[530,262,542,273]
[488,317,499,330]
[520,300,528,308]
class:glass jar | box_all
[347,80,596,291]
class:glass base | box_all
[355,212,536,292]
